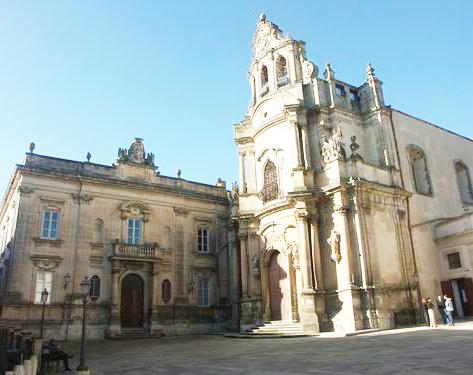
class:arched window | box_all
[260,161,278,203]
[94,218,104,243]
[162,279,171,304]
[407,145,433,196]
[276,56,288,86]
[455,161,473,204]
[260,65,269,96]
[90,275,101,301]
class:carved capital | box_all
[295,210,310,223]
[238,232,248,241]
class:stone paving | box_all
[63,322,473,374]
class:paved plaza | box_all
[60,322,473,375]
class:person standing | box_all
[445,295,455,325]
[421,298,429,325]
[437,295,447,324]
[426,298,436,327]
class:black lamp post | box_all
[39,288,49,338]
[77,276,92,372]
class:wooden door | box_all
[463,278,473,316]
[269,252,288,321]
[121,274,144,328]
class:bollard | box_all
[23,360,31,375]
[76,371,90,375]
[32,338,43,372]
[29,355,38,375]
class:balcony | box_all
[112,240,159,258]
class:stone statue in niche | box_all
[328,229,342,263]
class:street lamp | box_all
[39,288,49,338]
[77,276,92,372]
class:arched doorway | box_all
[121,273,144,328]
[269,252,289,321]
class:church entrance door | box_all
[121,273,144,328]
[269,252,289,321]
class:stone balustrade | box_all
[112,240,160,258]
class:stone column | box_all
[239,231,249,298]
[295,203,319,334]
[109,260,121,335]
[331,191,363,332]
[150,262,160,335]
[292,121,303,168]
[246,149,257,193]
[239,152,247,193]
[300,124,312,168]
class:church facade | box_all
[233,15,473,333]
[0,16,473,338]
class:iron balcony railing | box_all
[112,240,159,258]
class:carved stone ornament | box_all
[31,254,62,270]
[173,207,189,217]
[295,210,310,223]
[118,138,156,168]
[289,242,300,270]
[120,201,152,222]
[18,186,34,196]
[251,255,261,277]
[328,229,341,263]
[349,135,363,162]
[252,15,289,57]
[320,126,346,164]
[71,193,94,203]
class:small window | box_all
[162,279,171,304]
[447,252,462,270]
[455,161,473,205]
[128,219,142,245]
[276,56,288,87]
[197,278,210,306]
[349,89,359,102]
[90,275,101,300]
[407,145,433,196]
[41,210,59,240]
[94,219,104,243]
[197,229,209,253]
[335,84,346,97]
[34,270,53,304]
[260,161,278,203]
[260,65,269,97]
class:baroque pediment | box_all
[252,15,290,57]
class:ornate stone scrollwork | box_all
[295,210,310,223]
[320,126,346,164]
[349,136,363,162]
[120,201,152,222]
[118,138,156,168]
[173,207,189,217]
[328,229,341,263]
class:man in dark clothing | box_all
[437,295,447,324]
[42,339,72,372]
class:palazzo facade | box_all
[0,139,238,339]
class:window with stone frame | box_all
[335,84,346,97]
[276,55,288,86]
[454,160,473,205]
[447,252,462,270]
[127,218,143,245]
[34,270,53,304]
[407,145,433,196]
[197,278,210,306]
[94,218,104,243]
[260,161,278,203]
[197,228,209,253]
[162,279,171,304]
[90,275,101,300]
[41,210,59,240]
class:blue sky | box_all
[0,1,472,194]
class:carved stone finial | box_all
[177,169,182,178]
[29,142,35,154]
[366,62,376,81]
[86,152,92,162]
[259,13,266,22]
[117,138,156,167]
[324,62,335,80]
